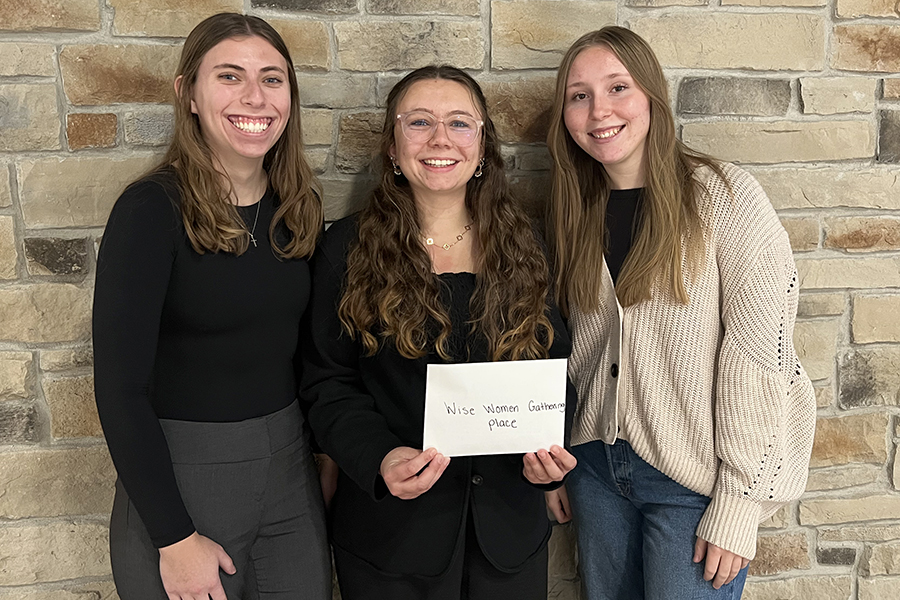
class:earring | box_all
[390,156,402,176]
[473,158,485,178]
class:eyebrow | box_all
[566,73,632,88]
[404,108,478,118]
[212,63,287,75]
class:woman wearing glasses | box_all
[302,66,577,599]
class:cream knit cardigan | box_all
[567,163,817,560]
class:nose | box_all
[242,80,265,107]
[428,120,453,146]
[589,97,611,121]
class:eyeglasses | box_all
[396,111,484,147]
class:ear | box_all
[174,75,198,114]
[388,144,396,160]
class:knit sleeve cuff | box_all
[695,492,761,560]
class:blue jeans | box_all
[568,440,748,600]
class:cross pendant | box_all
[249,233,258,248]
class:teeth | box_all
[423,159,457,167]
[591,127,621,139]
[230,117,271,133]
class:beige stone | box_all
[491,1,617,69]
[547,523,577,579]
[0,216,16,280]
[0,352,33,399]
[18,156,159,229]
[815,386,834,408]
[801,495,900,525]
[517,148,552,172]
[0,84,61,151]
[682,121,874,163]
[0,521,109,585]
[301,109,334,147]
[810,413,889,468]
[750,533,810,576]
[825,216,900,252]
[838,0,900,18]
[110,0,242,37]
[801,77,878,114]
[369,0,480,14]
[0,590,97,600]
[865,540,900,575]
[266,19,330,71]
[335,112,384,173]
[859,577,900,600]
[335,21,483,71]
[510,173,551,220]
[73,581,119,600]
[483,76,556,144]
[750,167,900,210]
[66,114,117,150]
[759,503,791,529]
[630,14,824,70]
[0,0,99,32]
[820,524,900,542]
[779,217,818,251]
[627,0,705,5]
[0,165,10,208]
[0,43,55,76]
[793,319,839,382]
[723,0,822,4]
[833,25,900,72]
[322,178,372,222]
[0,284,92,344]
[796,257,900,289]
[306,148,329,173]
[296,73,377,108]
[805,464,881,491]
[60,45,180,105]
[885,79,900,99]
[839,346,900,408]
[742,575,851,600]
[40,347,93,372]
[43,375,101,439]
[895,445,900,490]
[853,294,900,343]
[0,446,114,518]
[124,107,174,147]
[798,292,845,318]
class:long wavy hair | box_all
[546,26,726,314]
[158,12,321,258]
[339,66,554,361]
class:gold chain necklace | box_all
[424,221,474,251]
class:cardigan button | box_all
[471,474,484,486]
[610,363,619,378]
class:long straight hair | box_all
[546,27,725,314]
[159,12,321,258]
[339,66,554,361]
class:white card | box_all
[423,358,567,457]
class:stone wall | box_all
[0,1,898,599]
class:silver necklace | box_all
[245,201,261,247]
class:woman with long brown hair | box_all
[92,13,330,600]
[302,65,577,599]
[544,27,817,599]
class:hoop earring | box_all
[390,156,402,176]
[473,157,485,178]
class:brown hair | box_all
[159,12,321,258]
[546,26,726,314]
[339,66,554,361]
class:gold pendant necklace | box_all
[424,221,474,251]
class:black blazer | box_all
[301,216,576,577]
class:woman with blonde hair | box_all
[93,13,330,600]
[544,26,816,599]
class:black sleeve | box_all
[301,220,405,500]
[92,179,195,548]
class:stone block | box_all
[798,292,845,318]
[41,348,93,372]
[805,464,881,491]
[630,14,825,70]
[0,43,55,76]
[18,156,159,229]
[296,73,377,108]
[839,347,900,408]
[801,495,900,525]
[0,216,16,280]
[880,110,900,163]
[265,19,330,71]
[833,25,900,72]
[682,120,874,163]
[0,590,97,600]
[43,375,100,439]
[335,21,483,71]
[0,402,40,444]
[66,114,117,150]
[0,165,10,208]
[810,413,889,468]
[779,217,818,252]
[853,294,900,343]
[335,112,384,173]
[750,167,900,210]
[0,352,33,399]
[0,284,92,344]
[678,78,790,116]
[306,148,329,173]
[0,446,114,518]
[742,576,851,600]
[124,107,174,147]
[796,257,900,289]
[548,523,577,579]
[252,0,357,12]
[517,147,552,171]
[749,533,810,576]
[0,84,61,151]
[321,177,371,222]
[724,0,823,4]
[60,45,180,105]
[817,546,857,565]
[800,77,877,115]
[627,0,705,5]
[885,79,900,99]
[815,386,834,408]
[865,540,900,575]
[820,524,900,542]
[859,577,900,600]
[109,0,242,37]
[895,444,900,490]
[24,237,89,277]
[301,109,334,147]
[0,521,109,585]
[838,0,900,19]
[483,76,556,144]
[793,319,839,382]
[491,1,617,69]
[759,504,791,529]
[369,0,480,14]
[0,0,99,32]
[825,216,900,252]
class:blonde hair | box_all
[546,26,725,314]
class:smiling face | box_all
[390,79,484,204]
[563,45,651,189]
[185,35,291,175]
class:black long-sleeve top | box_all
[92,170,311,548]
[605,187,642,284]
[301,216,576,577]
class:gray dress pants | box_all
[110,401,331,600]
